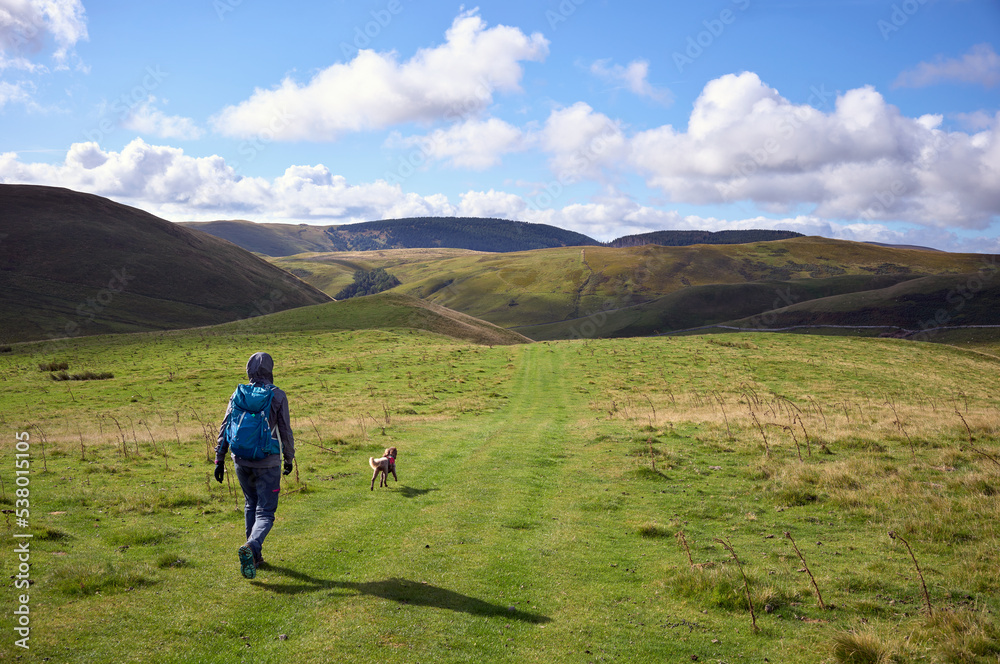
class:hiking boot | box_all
[254,554,265,569]
[238,544,256,579]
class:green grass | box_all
[2,329,1000,662]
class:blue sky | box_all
[1,0,998,251]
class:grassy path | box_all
[123,342,645,663]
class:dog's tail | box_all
[369,456,377,470]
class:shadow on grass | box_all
[397,485,437,498]
[253,565,550,624]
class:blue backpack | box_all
[225,384,279,460]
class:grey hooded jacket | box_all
[215,352,295,469]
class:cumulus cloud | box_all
[894,43,1000,89]
[458,189,529,218]
[1,137,992,252]
[627,72,1000,229]
[589,58,672,105]
[386,117,524,170]
[122,97,204,140]
[211,10,548,140]
[0,0,88,70]
[539,102,628,181]
[0,138,456,222]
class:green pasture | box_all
[2,329,999,663]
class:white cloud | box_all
[386,117,524,170]
[589,58,672,105]
[894,43,1000,89]
[211,10,548,140]
[0,138,456,222]
[1,137,994,252]
[458,189,528,218]
[953,110,997,132]
[627,72,1000,229]
[0,79,33,107]
[0,0,88,70]
[539,102,627,180]
[123,97,204,140]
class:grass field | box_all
[2,327,1000,662]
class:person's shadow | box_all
[253,565,550,624]
[397,485,436,498]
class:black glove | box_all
[214,463,224,483]
[283,460,293,476]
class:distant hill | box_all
[0,185,331,343]
[273,238,999,339]
[175,220,336,257]
[181,217,812,257]
[607,229,803,248]
[181,217,601,256]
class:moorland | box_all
[2,184,1000,662]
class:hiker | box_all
[214,352,295,579]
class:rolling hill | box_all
[717,271,1000,335]
[0,184,332,343]
[181,217,814,257]
[180,217,601,256]
[607,229,803,247]
[272,239,1000,339]
[201,291,531,346]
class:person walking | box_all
[214,352,295,579]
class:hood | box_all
[246,352,274,384]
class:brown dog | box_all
[369,447,397,490]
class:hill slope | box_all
[204,291,531,345]
[273,239,998,338]
[0,185,332,343]
[718,271,1000,334]
[183,218,813,257]
[607,229,803,247]
[181,217,601,256]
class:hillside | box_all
[274,238,996,337]
[718,271,1000,335]
[204,291,531,346]
[514,274,918,340]
[0,184,332,343]
[607,229,803,247]
[172,220,336,257]
[181,217,600,256]
[182,217,812,257]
